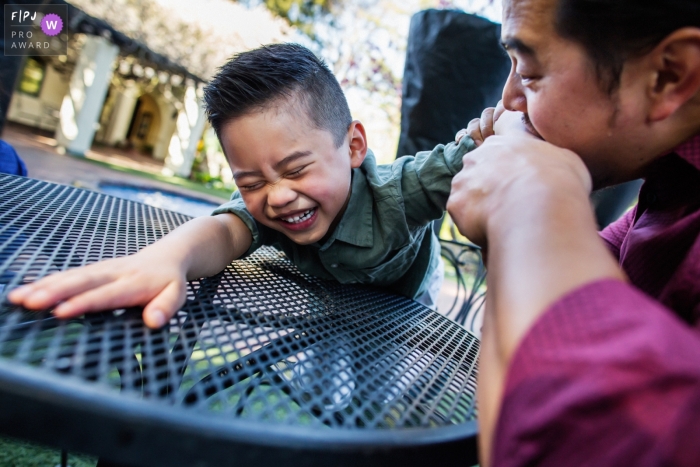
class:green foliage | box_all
[263,0,332,24]
[190,170,237,192]
[190,138,237,193]
[0,436,96,467]
[241,0,333,41]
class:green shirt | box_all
[212,136,476,298]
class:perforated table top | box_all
[0,175,479,467]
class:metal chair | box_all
[437,238,486,336]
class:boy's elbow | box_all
[215,213,253,259]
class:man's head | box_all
[501,0,700,188]
[203,44,367,245]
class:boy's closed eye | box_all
[286,166,307,178]
[239,165,309,191]
[240,181,265,191]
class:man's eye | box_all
[517,72,538,83]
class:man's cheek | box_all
[529,109,560,145]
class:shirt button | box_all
[330,263,338,268]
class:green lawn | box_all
[0,436,96,467]
[74,153,233,201]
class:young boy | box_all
[8,43,477,328]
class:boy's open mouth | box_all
[278,207,318,231]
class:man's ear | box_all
[647,27,700,122]
[348,120,368,168]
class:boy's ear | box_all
[646,27,700,122]
[348,120,368,169]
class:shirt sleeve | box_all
[599,206,637,260]
[0,140,28,177]
[396,135,477,226]
[210,191,265,258]
[493,279,700,467]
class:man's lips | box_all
[522,114,544,139]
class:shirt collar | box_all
[673,134,700,171]
[319,153,375,249]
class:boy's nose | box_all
[267,183,297,208]
[502,67,527,114]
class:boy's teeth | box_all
[283,208,314,224]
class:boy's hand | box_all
[455,102,507,146]
[7,249,188,329]
[7,214,251,329]
[455,101,540,146]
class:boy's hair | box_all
[555,0,700,94]
[203,43,352,148]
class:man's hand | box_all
[447,133,591,247]
[493,107,535,137]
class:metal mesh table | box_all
[0,175,480,467]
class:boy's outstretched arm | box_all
[7,213,252,328]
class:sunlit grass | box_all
[0,436,96,467]
[74,153,232,200]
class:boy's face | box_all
[220,102,366,245]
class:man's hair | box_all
[203,43,352,147]
[555,0,700,93]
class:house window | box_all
[18,58,46,97]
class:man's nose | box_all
[502,67,527,114]
[267,182,297,207]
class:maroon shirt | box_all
[493,135,700,467]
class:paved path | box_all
[1,123,228,205]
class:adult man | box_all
[447,0,700,465]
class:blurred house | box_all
[4,0,288,180]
